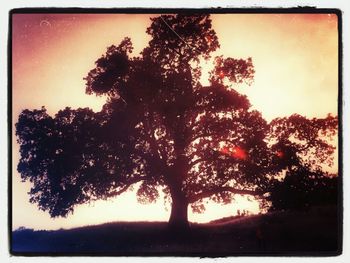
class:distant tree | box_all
[16,14,338,229]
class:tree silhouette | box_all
[267,168,338,212]
[16,14,338,229]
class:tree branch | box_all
[143,116,167,161]
[188,186,264,203]
[106,176,143,198]
[190,132,216,143]
[189,157,205,167]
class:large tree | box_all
[16,14,338,229]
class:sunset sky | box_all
[12,13,338,230]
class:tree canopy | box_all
[16,14,338,228]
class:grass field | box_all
[11,205,341,256]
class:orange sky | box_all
[12,13,338,230]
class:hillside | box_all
[11,206,340,256]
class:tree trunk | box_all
[168,142,190,231]
[167,173,189,231]
[168,193,189,230]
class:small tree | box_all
[16,14,338,229]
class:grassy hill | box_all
[11,205,341,256]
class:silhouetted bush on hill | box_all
[268,170,338,212]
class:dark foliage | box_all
[15,14,338,227]
[268,169,338,211]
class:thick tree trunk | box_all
[167,171,189,230]
[168,194,189,230]
[168,138,190,231]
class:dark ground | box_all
[11,205,341,256]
